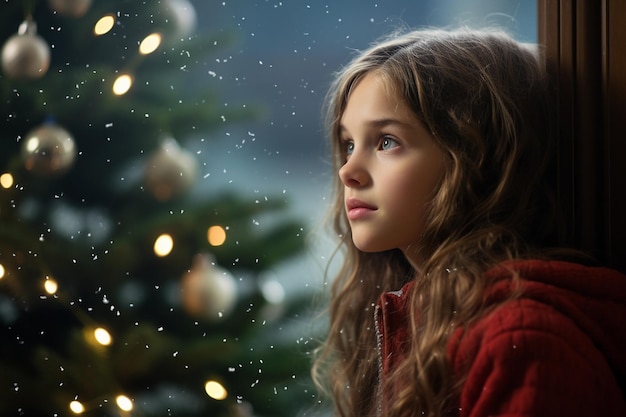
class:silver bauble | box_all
[144,137,198,201]
[1,20,50,80]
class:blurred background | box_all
[196,0,537,294]
[0,1,535,416]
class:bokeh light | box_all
[44,277,58,295]
[115,395,133,411]
[261,279,285,304]
[94,327,112,346]
[94,14,115,36]
[154,233,174,257]
[24,136,40,153]
[112,74,133,95]
[207,225,227,246]
[69,400,85,414]
[0,263,5,279]
[0,173,13,188]
[139,33,162,55]
[205,380,228,400]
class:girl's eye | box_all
[380,136,399,151]
[345,141,355,155]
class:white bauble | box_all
[161,0,197,40]
[181,254,238,320]
[258,277,287,323]
[47,0,93,17]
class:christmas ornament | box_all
[22,123,77,176]
[47,0,93,17]
[181,254,238,320]
[1,19,51,80]
[258,275,286,322]
[144,137,198,201]
[160,0,197,41]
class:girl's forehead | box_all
[342,71,391,109]
[342,72,410,114]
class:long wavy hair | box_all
[312,28,563,417]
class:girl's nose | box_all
[338,152,370,188]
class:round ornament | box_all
[181,254,238,320]
[144,137,198,201]
[258,275,286,322]
[160,0,197,41]
[47,0,93,18]
[22,123,77,176]
[1,20,51,80]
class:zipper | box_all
[374,303,384,417]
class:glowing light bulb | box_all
[44,277,58,295]
[0,173,13,189]
[69,400,85,414]
[207,225,227,246]
[94,15,115,35]
[25,136,40,153]
[116,395,133,411]
[205,380,228,400]
[0,263,5,279]
[139,33,162,55]
[94,327,112,346]
[154,233,174,257]
[112,74,133,95]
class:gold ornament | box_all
[47,0,93,18]
[1,19,51,80]
[181,254,238,320]
[22,123,77,176]
[144,137,198,201]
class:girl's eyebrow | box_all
[339,118,413,132]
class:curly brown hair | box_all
[312,28,562,417]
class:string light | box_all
[0,173,13,188]
[69,400,85,414]
[93,327,112,346]
[112,74,133,95]
[204,380,228,400]
[154,233,174,257]
[115,395,133,412]
[139,33,162,55]
[207,225,227,246]
[94,14,115,36]
[24,135,40,153]
[44,276,58,295]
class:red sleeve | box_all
[450,299,626,417]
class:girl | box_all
[312,28,626,417]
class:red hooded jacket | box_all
[375,260,626,416]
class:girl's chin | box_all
[351,238,393,253]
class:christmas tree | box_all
[0,1,317,416]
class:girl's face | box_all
[338,72,445,264]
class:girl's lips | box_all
[346,198,377,220]
[347,207,376,220]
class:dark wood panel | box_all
[605,0,626,270]
[538,0,625,271]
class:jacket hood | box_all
[375,260,626,410]
[482,259,626,383]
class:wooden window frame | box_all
[538,0,625,271]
